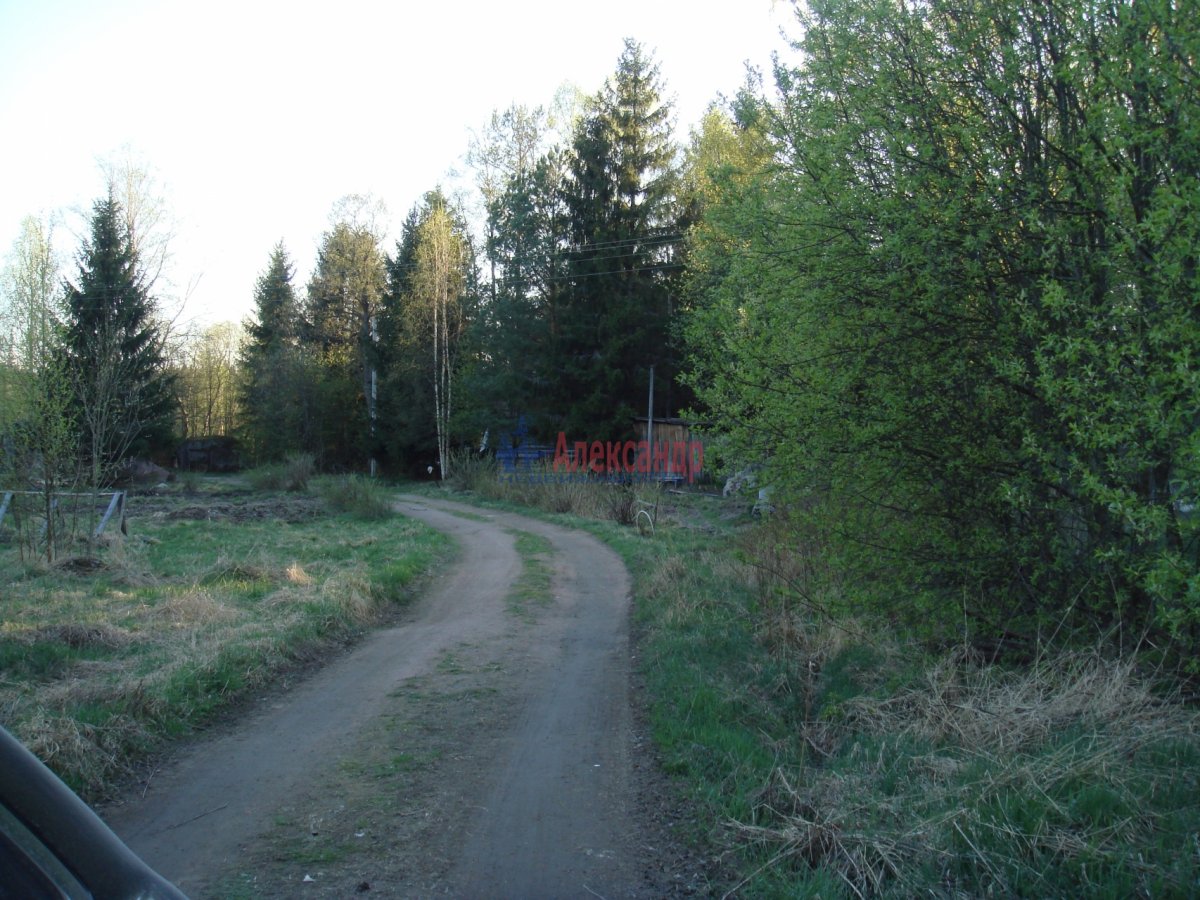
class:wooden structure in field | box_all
[632,417,706,482]
[176,436,240,472]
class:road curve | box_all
[402,496,642,898]
[104,492,654,898]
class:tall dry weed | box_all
[845,651,1178,752]
[17,707,151,797]
[320,566,377,624]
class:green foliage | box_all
[1,218,82,561]
[465,149,569,438]
[459,41,690,444]
[374,192,477,475]
[684,0,1200,658]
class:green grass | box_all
[0,476,451,798]
[506,530,554,618]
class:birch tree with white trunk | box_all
[411,203,467,479]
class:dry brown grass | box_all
[845,651,1183,752]
[33,623,132,649]
[149,589,242,627]
[449,452,663,523]
[320,566,378,624]
[730,769,907,899]
[199,553,271,585]
[728,645,1200,896]
[19,707,152,793]
[643,550,741,627]
[285,561,313,585]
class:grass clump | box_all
[637,514,1200,897]
[246,452,315,492]
[722,650,1200,898]
[315,475,393,521]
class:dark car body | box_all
[0,725,186,899]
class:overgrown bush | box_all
[684,0,1200,663]
[603,484,638,526]
[444,448,497,492]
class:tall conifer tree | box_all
[240,242,308,460]
[558,39,681,438]
[302,221,386,468]
[62,193,173,471]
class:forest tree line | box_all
[2,1,1198,659]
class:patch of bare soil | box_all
[219,629,709,898]
[161,497,323,524]
[121,481,322,526]
[103,495,713,898]
[55,556,108,574]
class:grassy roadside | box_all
[429,477,1200,898]
[0,475,450,799]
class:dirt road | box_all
[103,494,703,898]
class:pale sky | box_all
[0,0,796,332]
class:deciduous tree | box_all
[0,215,76,561]
[684,0,1200,658]
[176,321,241,440]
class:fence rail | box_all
[0,490,127,538]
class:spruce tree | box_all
[244,242,298,354]
[558,39,681,439]
[474,150,570,436]
[62,193,173,473]
[240,242,308,461]
[375,205,432,471]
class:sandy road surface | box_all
[103,494,700,898]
